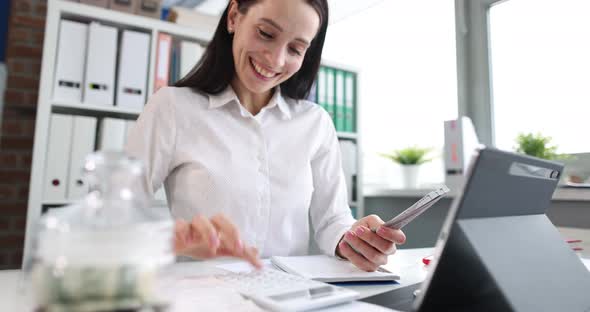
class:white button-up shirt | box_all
[125,86,356,257]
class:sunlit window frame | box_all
[454,0,504,146]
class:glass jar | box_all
[31,151,174,311]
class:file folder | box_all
[169,40,180,84]
[44,114,73,202]
[67,116,97,200]
[344,72,355,132]
[335,70,345,132]
[98,118,127,151]
[339,140,357,203]
[307,77,318,103]
[180,40,204,79]
[53,20,88,103]
[317,67,327,111]
[83,22,118,106]
[125,120,136,143]
[154,33,172,92]
[326,67,335,122]
[116,30,150,110]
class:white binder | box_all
[116,30,150,111]
[339,140,357,203]
[98,118,127,151]
[44,114,74,202]
[67,116,97,200]
[179,40,204,78]
[83,22,118,106]
[53,20,88,103]
[124,120,136,147]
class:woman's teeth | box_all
[252,59,276,78]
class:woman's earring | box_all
[228,27,234,34]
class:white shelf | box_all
[52,101,141,120]
[364,186,456,198]
[42,199,168,207]
[41,200,73,206]
[337,132,358,140]
[364,185,590,202]
[57,0,213,43]
[553,187,590,201]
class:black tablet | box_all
[364,147,590,312]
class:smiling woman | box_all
[176,0,327,106]
[126,0,407,273]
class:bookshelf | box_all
[313,60,364,219]
[23,0,215,268]
[24,0,364,266]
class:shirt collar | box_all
[208,85,292,120]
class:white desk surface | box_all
[0,248,434,312]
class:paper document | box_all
[582,258,590,272]
[565,182,590,188]
[271,255,400,283]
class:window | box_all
[489,0,590,154]
[322,0,458,187]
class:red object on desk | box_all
[566,239,583,252]
[422,255,434,265]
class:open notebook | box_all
[271,255,400,283]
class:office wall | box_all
[365,197,590,249]
[0,0,46,270]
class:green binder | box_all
[335,69,345,132]
[344,72,356,132]
[317,66,327,111]
[325,67,335,123]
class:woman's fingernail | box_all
[236,240,244,252]
[345,231,355,239]
[397,233,406,244]
[355,227,365,235]
[210,235,219,248]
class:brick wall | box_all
[0,0,46,269]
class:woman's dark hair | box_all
[174,0,329,100]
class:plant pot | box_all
[401,164,420,189]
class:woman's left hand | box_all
[336,215,406,272]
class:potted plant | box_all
[379,146,432,189]
[515,132,563,160]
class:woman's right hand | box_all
[173,213,263,269]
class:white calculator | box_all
[215,269,359,311]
